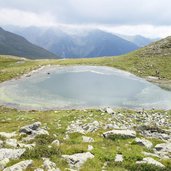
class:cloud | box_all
[0,0,171,37]
[0,8,56,27]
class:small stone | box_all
[115,154,123,162]
[87,145,93,151]
[52,140,60,146]
[43,158,60,171]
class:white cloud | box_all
[0,8,56,27]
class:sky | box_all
[0,0,171,38]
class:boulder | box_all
[20,122,49,141]
[5,139,18,148]
[0,148,25,160]
[43,158,60,171]
[19,122,41,134]
[135,138,153,149]
[3,160,33,171]
[115,154,123,162]
[0,132,17,139]
[82,136,94,143]
[0,158,9,170]
[155,143,171,152]
[136,157,165,168]
[103,130,136,139]
[62,152,94,169]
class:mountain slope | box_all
[6,27,139,58]
[0,27,58,59]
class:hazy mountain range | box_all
[4,26,157,58]
[0,26,158,59]
[0,27,57,59]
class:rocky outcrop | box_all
[5,139,18,148]
[0,148,25,160]
[3,160,33,171]
[103,129,136,139]
[136,157,165,168]
[135,138,153,149]
[62,152,94,170]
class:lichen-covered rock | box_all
[103,129,136,139]
[0,148,25,160]
[0,132,17,139]
[5,139,18,148]
[62,152,94,169]
[136,157,165,168]
[0,158,9,170]
[82,136,94,143]
[135,138,153,149]
[43,158,60,171]
[3,160,33,171]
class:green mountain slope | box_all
[0,27,58,59]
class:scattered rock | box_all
[52,140,60,146]
[105,107,114,115]
[5,139,18,148]
[62,152,94,169]
[0,132,17,139]
[103,130,136,139]
[87,145,93,151]
[3,160,33,171]
[115,154,123,162]
[0,148,25,160]
[0,158,9,170]
[135,138,153,149]
[82,136,94,143]
[136,157,165,168]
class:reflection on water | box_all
[0,66,171,110]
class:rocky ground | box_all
[0,107,170,171]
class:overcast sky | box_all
[0,0,171,38]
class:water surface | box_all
[0,66,171,110]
